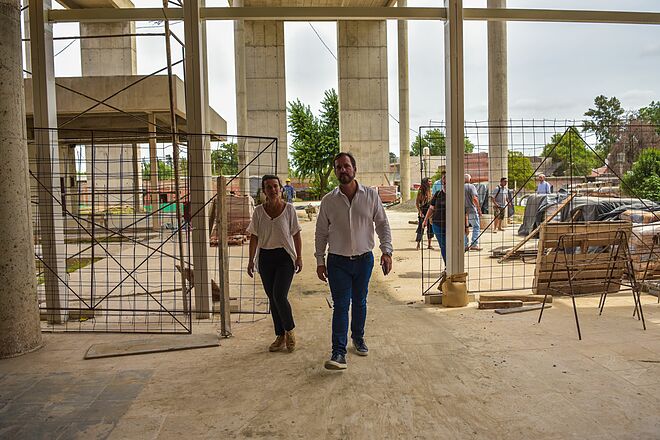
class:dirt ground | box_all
[0,210,659,439]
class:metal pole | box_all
[217,176,231,336]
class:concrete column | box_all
[22,0,31,73]
[0,0,43,357]
[338,20,389,187]
[233,0,249,194]
[132,142,140,213]
[487,0,508,199]
[184,0,211,318]
[244,19,288,177]
[30,0,67,323]
[445,0,465,275]
[397,0,410,201]
[148,113,160,230]
[80,21,137,76]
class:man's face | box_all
[501,179,508,187]
[539,176,545,182]
[334,155,356,184]
[441,175,446,188]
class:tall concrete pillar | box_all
[244,19,288,177]
[0,0,43,357]
[445,0,465,275]
[148,113,160,230]
[184,0,211,318]
[233,0,249,194]
[397,0,410,200]
[338,20,389,187]
[80,20,137,76]
[30,0,67,323]
[487,0,508,195]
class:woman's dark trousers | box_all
[258,248,295,336]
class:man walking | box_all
[464,173,482,251]
[315,152,393,370]
[283,178,296,203]
[490,177,509,233]
[536,174,552,194]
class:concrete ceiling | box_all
[57,0,134,9]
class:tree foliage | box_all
[410,129,475,156]
[622,148,660,201]
[638,101,660,135]
[542,128,598,177]
[508,151,535,190]
[142,159,174,180]
[211,143,238,176]
[288,89,339,197]
[582,95,625,156]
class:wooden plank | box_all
[479,293,553,303]
[535,268,625,282]
[217,176,231,337]
[498,194,575,263]
[495,304,550,315]
[534,282,621,295]
[478,300,523,309]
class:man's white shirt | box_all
[315,182,393,266]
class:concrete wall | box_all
[337,20,389,186]
[244,20,288,177]
[80,21,137,76]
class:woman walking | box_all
[415,177,434,250]
[247,175,303,352]
[423,174,447,265]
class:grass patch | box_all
[36,257,104,285]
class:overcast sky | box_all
[43,0,660,155]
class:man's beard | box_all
[338,173,354,184]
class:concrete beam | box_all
[444,0,465,275]
[47,7,660,24]
[234,0,250,194]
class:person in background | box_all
[536,174,552,194]
[464,173,482,251]
[315,152,393,371]
[423,174,447,265]
[283,178,296,203]
[415,177,434,250]
[247,175,303,353]
[431,171,445,196]
[490,177,509,233]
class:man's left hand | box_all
[380,254,393,276]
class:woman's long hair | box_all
[417,177,431,203]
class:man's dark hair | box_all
[261,174,282,191]
[333,152,356,169]
[501,177,508,182]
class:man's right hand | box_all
[317,265,328,283]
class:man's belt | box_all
[329,252,372,261]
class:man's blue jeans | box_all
[327,252,374,356]
[431,223,446,264]
[464,214,480,248]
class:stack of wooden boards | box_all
[210,195,254,247]
[629,223,660,280]
[532,221,632,296]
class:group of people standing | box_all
[246,152,392,371]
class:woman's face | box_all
[263,179,281,200]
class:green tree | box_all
[638,101,660,135]
[288,89,339,197]
[582,95,625,156]
[141,159,174,180]
[410,129,474,156]
[542,128,598,177]
[622,148,660,201]
[211,143,239,175]
[508,151,535,190]
[389,152,398,163]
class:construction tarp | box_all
[518,193,660,236]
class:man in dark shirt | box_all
[423,174,447,264]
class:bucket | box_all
[441,272,469,307]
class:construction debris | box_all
[495,303,551,315]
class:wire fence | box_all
[418,119,660,296]
[31,128,278,333]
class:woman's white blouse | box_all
[246,203,302,271]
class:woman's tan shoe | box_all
[269,335,286,352]
[285,330,296,353]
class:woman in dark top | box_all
[415,177,434,250]
[423,174,447,264]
